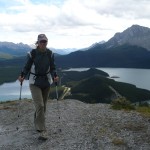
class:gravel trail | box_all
[0,99,150,150]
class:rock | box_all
[0,99,150,150]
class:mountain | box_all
[1,24,150,69]
[79,41,106,51]
[51,41,106,54]
[0,41,78,58]
[106,24,150,50]
[0,52,13,59]
[83,24,150,51]
[60,68,109,84]
[67,75,150,103]
[0,42,31,58]
[55,25,150,69]
[50,47,78,55]
[60,68,150,103]
[55,44,150,68]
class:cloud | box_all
[81,0,150,19]
[0,0,150,48]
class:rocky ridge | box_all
[107,25,150,50]
[0,99,150,150]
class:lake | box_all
[0,80,31,102]
[65,67,150,91]
[0,68,150,102]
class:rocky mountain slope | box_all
[106,24,150,50]
[0,99,150,150]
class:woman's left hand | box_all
[54,76,59,83]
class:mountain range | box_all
[55,24,150,69]
[0,42,77,59]
[1,24,150,68]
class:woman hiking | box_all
[18,34,59,140]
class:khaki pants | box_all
[30,84,50,131]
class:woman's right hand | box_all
[18,76,24,83]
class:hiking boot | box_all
[38,131,48,140]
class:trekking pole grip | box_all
[20,71,24,86]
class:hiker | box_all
[18,34,59,140]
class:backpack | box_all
[30,48,52,63]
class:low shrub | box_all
[111,97,135,110]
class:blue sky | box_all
[0,0,150,50]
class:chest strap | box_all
[30,71,50,77]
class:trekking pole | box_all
[55,81,62,132]
[16,72,23,130]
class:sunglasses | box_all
[40,40,47,43]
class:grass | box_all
[123,123,146,131]
[111,97,150,118]
[136,106,150,117]
[112,138,126,146]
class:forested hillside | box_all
[53,68,150,103]
[55,44,150,68]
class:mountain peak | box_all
[125,24,150,36]
[107,24,150,50]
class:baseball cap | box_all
[37,34,48,42]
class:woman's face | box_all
[38,40,48,50]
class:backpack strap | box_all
[46,49,52,61]
[29,48,52,61]
[30,49,36,61]
[29,48,53,76]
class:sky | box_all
[0,0,150,49]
